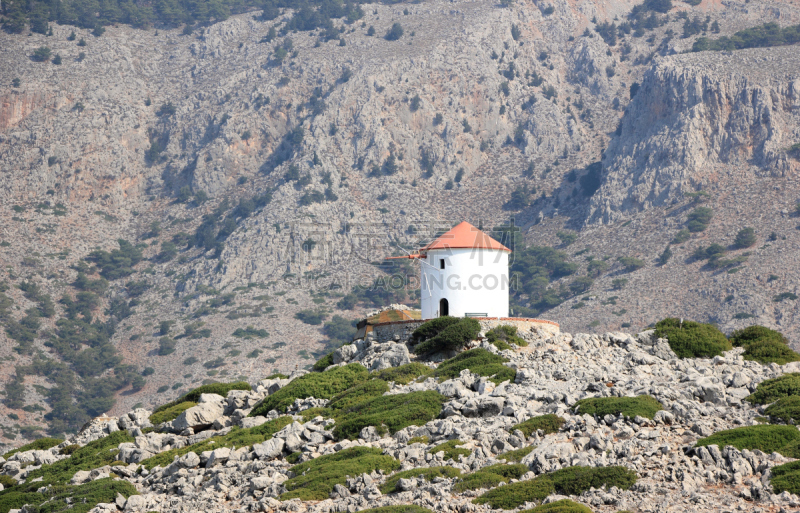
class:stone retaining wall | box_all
[370,317,560,343]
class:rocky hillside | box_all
[3,0,800,445]
[1,324,800,513]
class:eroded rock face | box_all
[588,47,800,224]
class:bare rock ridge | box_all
[589,46,800,224]
[2,326,800,512]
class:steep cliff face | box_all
[588,46,800,224]
[3,0,800,444]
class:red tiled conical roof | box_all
[421,222,511,252]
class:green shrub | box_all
[152,381,251,415]
[764,396,800,424]
[0,475,17,488]
[431,439,471,461]
[3,437,63,457]
[454,463,527,492]
[770,460,800,494]
[486,325,528,350]
[371,363,431,384]
[328,380,389,411]
[500,445,535,462]
[729,326,799,364]
[434,348,516,385]
[411,317,461,343]
[672,229,690,244]
[774,292,799,302]
[380,466,462,494]
[149,401,196,425]
[747,373,800,404]
[281,446,400,500]
[654,318,731,358]
[734,227,756,248]
[687,207,713,232]
[731,325,788,347]
[617,257,645,273]
[312,352,334,371]
[573,396,663,420]
[141,416,293,469]
[0,477,138,513]
[742,340,800,365]
[512,414,565,437]
[59,444,79,455]
[295,309,326,325]
[413,317,481,354]
[23,431,134,485]
[473,466,636,509]
[250,364,368,415]
[520,499,593,513]
[332,390,445,440]
[695,425,800,456]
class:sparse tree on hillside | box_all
[385,23,404,41]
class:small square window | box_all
[440,259,445,270]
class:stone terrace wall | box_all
[371,317,560,343]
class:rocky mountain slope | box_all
[2,0,800,445]
[2,325,800,513]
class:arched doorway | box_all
[439,298,449,317]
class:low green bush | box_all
[765,396,800,424]
[149,401,196,425]
[747,373,800,404]
[411,317,460,344]
[742,340,800,365]
[152,381,251,415]
[59,444,79,455]
[328,380,389,411]
[512,414,566,437]
[520,499,593,513]
[696,425,800,456]
[431,439,471,461]
[729,326,800,364]
[3,437,63,457]
[434,348,516,385]
[250,364,368,415]
[21,431,134,486]
[380,466,462,494]
[332,390,445,440]
[473,466,636,509]
[500,445,535,462]
[573,395,663,420]
[413,317,481,354]
[312,352,334,371]
[731,325,788,347]
[771,460,800,494]
[371,363,431,384]
[453,463,527,492]
[0,477,138,513]
[299,407,332,422]
[654,318,731,358]
[0,475,17,488]
[486,325,528,350]
[280,446,400,500]
[141,416,293,469]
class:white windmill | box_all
[387,221,511,319]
